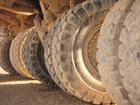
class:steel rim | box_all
[72,23,105,93]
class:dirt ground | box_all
[0,68,92,105]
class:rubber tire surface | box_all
[22,28,54,86]
[10,31,34,79]
[44,13,71,93]
[44,0,117,104]
[97,0,138,105]
[0,37,17,74]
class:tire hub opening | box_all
[82,24,101,80]
[72,23,105,93]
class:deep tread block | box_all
[44,0,117,104]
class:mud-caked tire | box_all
[97,0,139,105]
[44,0,117,104]
[0,37,17,74]
[22,28,54,86]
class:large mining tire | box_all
[44,0,117,104]
[0,37,17,74]
[10,31,34,79]
[44,13,71,93]
[97,0,138,105]
[22,28,54,86]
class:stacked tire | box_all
[0,23,17,75]
[0,23,55,87]
[9,28,54,86]
[3,0,140,105]
[43,0,117,104]
[97,0,140,105]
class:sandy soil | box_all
[0,68,92,105]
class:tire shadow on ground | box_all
[0,73,92,105]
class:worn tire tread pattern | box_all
[10,32,33,78]
[0,37,17,74]
[97,0,136,105]
[45,0,117,104]
[22,28,55,86]
[44,13,68,91]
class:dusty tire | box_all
[22,28,54,86]
[0,37,17,74]
[44,0,117,104]
[10,31,34,79]
[44,13,71,92]
[97,0,138,105]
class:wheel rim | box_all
[83,24,100,80]
[72,23,105,93]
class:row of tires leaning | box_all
[0,0,139,105]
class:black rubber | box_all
[0,37,17,74]
[44,12,71,93]
[10,31,34,78]
[44,0,117,104]
[22,28,55,87]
